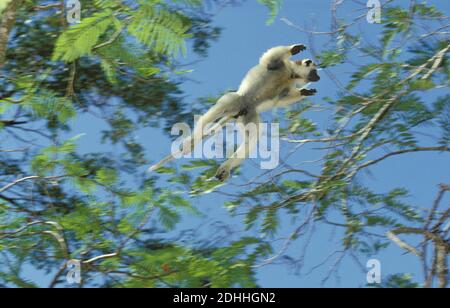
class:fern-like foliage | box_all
[0,0,12,14]
[97,38,161,83]
[128,0,191,57]
[93,0,122,9]
[53,0,193,64]
[25,91,77,124]
[52,11,115,62]
[257,0,284,25]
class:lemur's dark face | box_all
[295,59,320,82]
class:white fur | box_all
[149,45,320,181]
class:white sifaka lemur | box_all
[149,44,321,181]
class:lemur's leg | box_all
[215,111,261,182]
[183,92,241,155]
[275,88,317,109]
[148,94,240,172]
[260,44,306,70]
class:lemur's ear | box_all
[304,60,313,67]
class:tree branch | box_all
[0,175,66,194]
[356,147,450,172]
[0,0,25,67]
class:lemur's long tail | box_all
[148,114,234,173]
[148,154,176,172]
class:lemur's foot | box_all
[291,44,307,55]
[215,165,231,182]
[300,88,317,96]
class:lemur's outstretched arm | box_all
[275,88,317,109]
[259,44,306,70]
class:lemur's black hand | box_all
[300,88,317,96]
[291,44,307,55]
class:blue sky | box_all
[155,0,449,287]
[18,0,450,287]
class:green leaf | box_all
[318,50,346,68]
[127,1,191,57]
[409,79,435,91]
[157,205,180,230]
[95,168,118,186]
[257,0,284,25]
[53,11,115,62]
[26,91,76,123]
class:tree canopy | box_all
[0,0,448,288]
